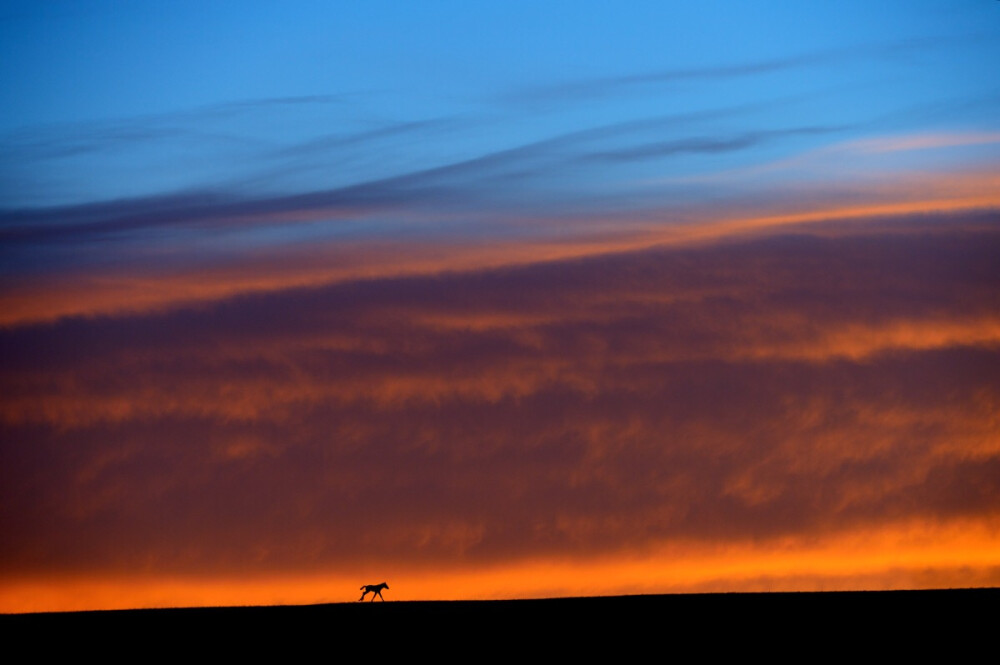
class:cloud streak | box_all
[0,116,848,247]
[502,36,964,105]
[2,165,997,328]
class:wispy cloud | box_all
[502,37,964,105]
[847,131,1000,154]
[0,112,848,247]
[582,126,845,163]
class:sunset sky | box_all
[2,1,999,613]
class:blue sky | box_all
[2,1,997,211]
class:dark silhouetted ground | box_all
[3,589,993,656]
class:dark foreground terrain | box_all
[3,588,994,655]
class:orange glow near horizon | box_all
[3,519,998,614]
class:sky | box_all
[1,1,999,613]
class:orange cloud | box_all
[3,201,998,614]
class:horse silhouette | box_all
[359,582,389,601]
